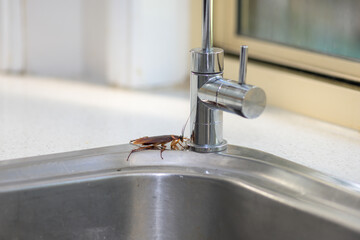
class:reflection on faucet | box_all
[188,0,266,153]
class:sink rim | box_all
[1,144,359,191]
[0,144,360,233]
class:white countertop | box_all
[1,74,360,184]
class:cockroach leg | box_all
[177,138,189,149]
[170,140,176,150]
[171,139,181,150]
[159,143,167,159]
[127,145,158,161]
[179,142,186,149]
[127,144,169,161]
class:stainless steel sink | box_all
[0,144,360,239]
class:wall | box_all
[0,0,24,73]
[0,0,190,87]
[108,0,190,88]
[25,0,84,80]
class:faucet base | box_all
[188,140,227,153]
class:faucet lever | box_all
[239,46,248,85]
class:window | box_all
[214,0,360,84]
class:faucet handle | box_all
[238,45,248,85]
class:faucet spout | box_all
[199,77,266,119]
[188,0,266,153]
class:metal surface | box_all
[189,73,227,152]
[190,47,224,73]
[239,45,248,84]
[202,0,213,52]
[189,0,266,152]
[0,144,360,239]
[199,77,266,118]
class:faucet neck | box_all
[188,0,226,152]
[202,0,213,52]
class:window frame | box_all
[214,0,360,84]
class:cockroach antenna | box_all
[180,106,195,140]
[180,114,190,141]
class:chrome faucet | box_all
[188,0,266,153]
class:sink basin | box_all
[0,144,360,239]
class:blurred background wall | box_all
[0,0,190,88]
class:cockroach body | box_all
[127,134,187,161]
[127,109,194,161]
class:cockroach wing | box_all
[130,135,179,145]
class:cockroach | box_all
[127,116,190,161]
